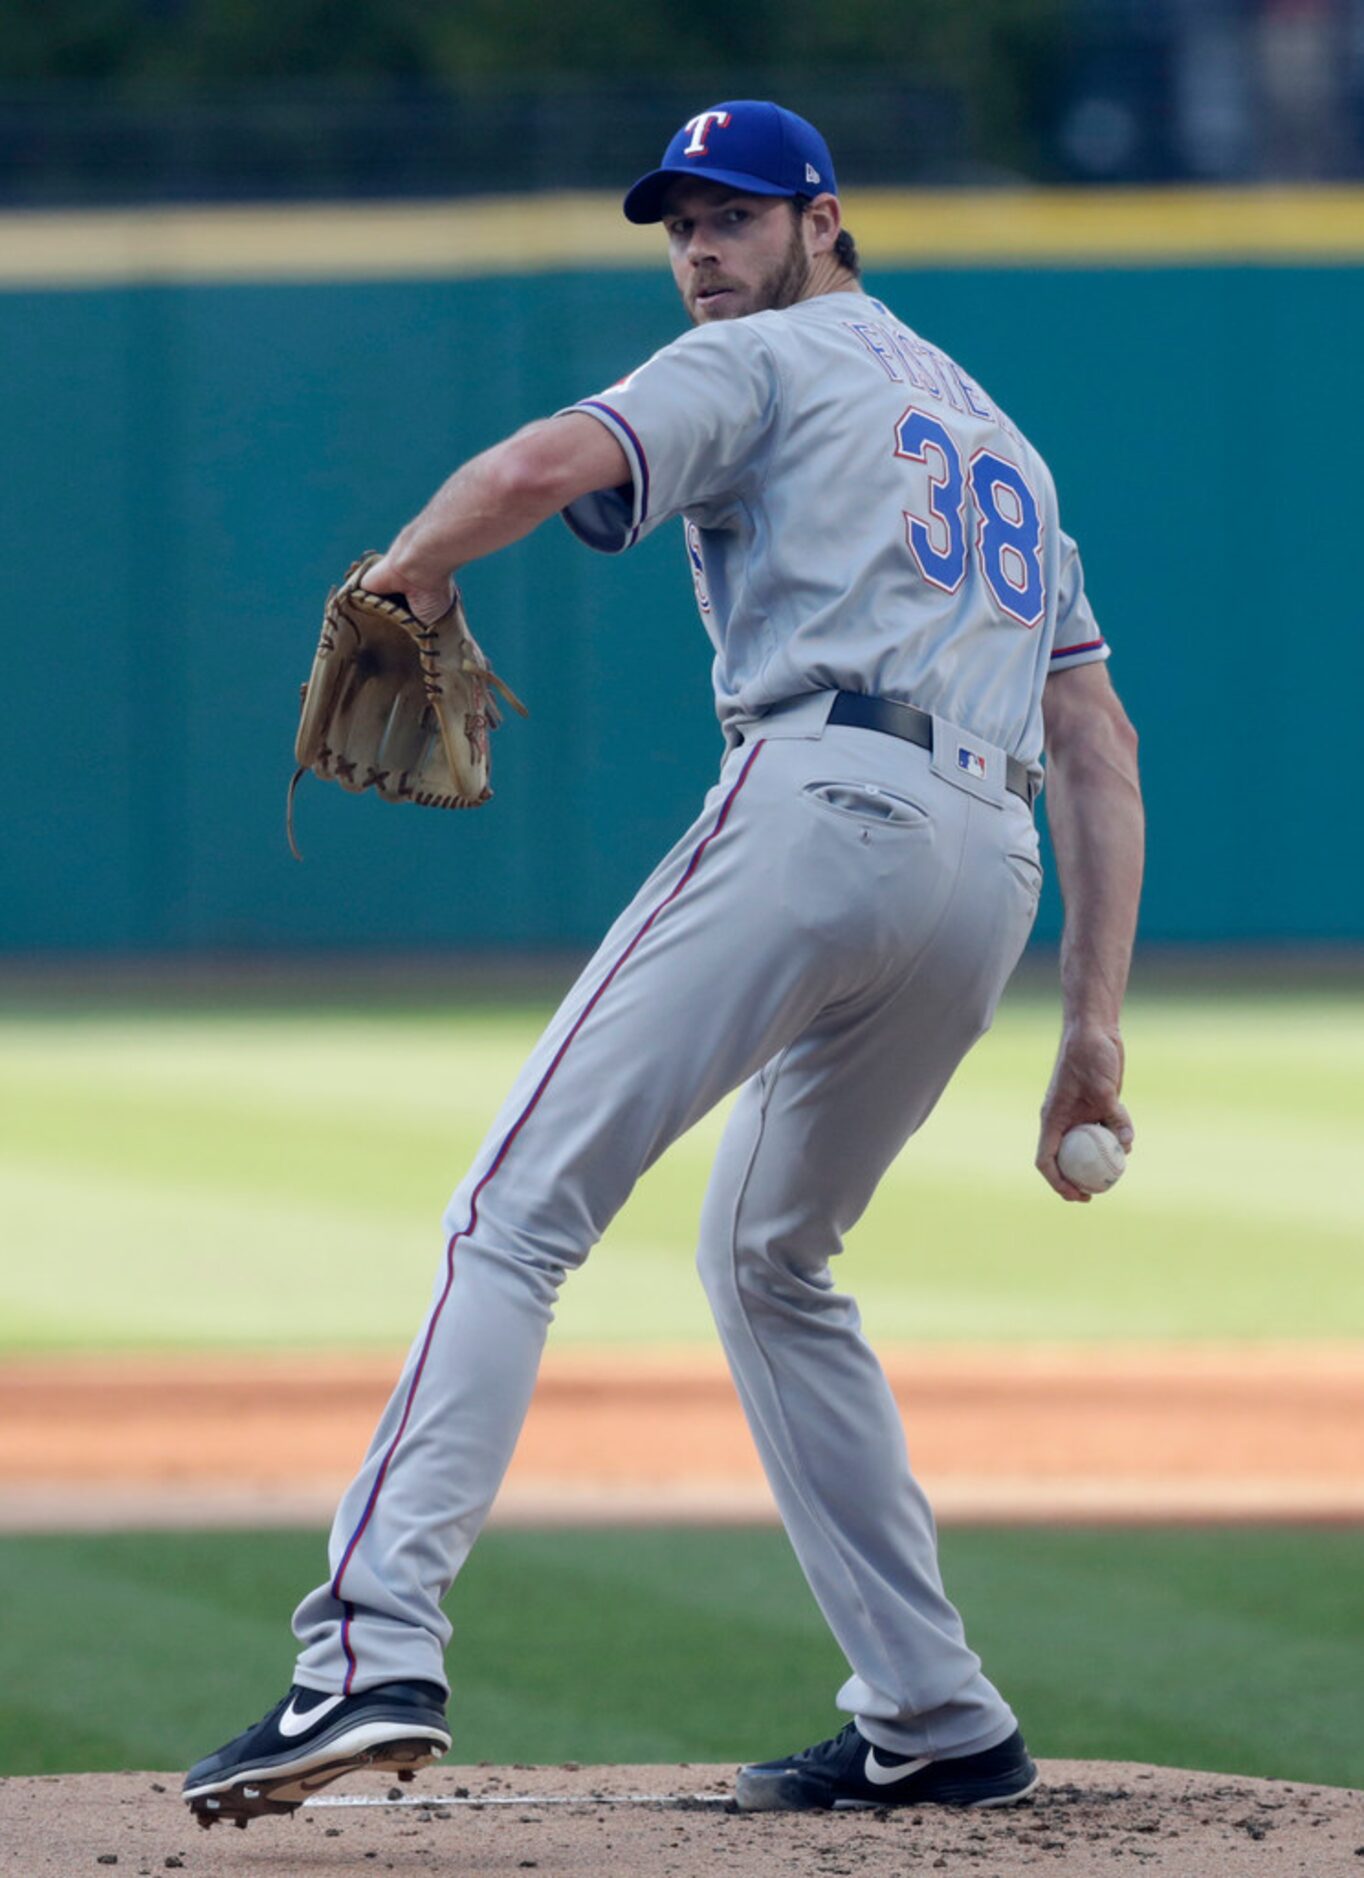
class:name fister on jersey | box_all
[561,289,1108,767]
[845,316,1017,436]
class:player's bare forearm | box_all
[1036,662,1145,1200]
[364,414,631,620]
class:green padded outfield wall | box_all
[2,194,1360,952]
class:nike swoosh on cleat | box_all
[863,1748,932,1787]
[277,1695,345,1738]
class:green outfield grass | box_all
[0,1524,1358,1787]
[0,988,1361,1349]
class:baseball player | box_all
[184,101,1144,1825]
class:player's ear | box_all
[803,192,842,256]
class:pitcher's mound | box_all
[1,1760,1359,1875]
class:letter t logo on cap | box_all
[682,110,732,156]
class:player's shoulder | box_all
[753,291,941,378]
[678,309,780,356]
[706,293,882,383]
[605,316,774,411]
[636,310,782,389]
[754,289,885,340]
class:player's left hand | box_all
[1036,1021,1134,1203]
[361,551,455,626]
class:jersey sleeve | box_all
[558,319,782,555]
[1049,529,1110,670]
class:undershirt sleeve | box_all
[559,318,781,555]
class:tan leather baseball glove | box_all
[287,553,527,858]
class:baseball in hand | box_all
[1057,1123,1127,1194]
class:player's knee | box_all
[697,1224,833,1311]
[696,1228,770,1321]
[443,1222,587,1301]
[695,1230,733,1300]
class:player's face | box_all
[661,185,811,324]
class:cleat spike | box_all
[181,1681,449,1828]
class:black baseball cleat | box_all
[734,1720,1039,1812]
[182,1681,451,1829]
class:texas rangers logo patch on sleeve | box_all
[685,521,712,615]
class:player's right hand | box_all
[1035,1021,1134,1203]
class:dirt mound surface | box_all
[4,1344,1362,1530]
[2,1761,1359,1876]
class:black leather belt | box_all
[827,693,1038,806]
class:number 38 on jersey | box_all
[894,408,1045,630]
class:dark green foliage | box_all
[5,1,1067,84]
[0,2,1071,183]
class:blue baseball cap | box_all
[623,100,838,225]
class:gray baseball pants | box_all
[293,696,1042,1759]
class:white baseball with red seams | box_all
[1057,1123,1128,1193]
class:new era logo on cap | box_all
[622,100,839,224]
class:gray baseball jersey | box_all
[563,288,1107,761]
[287,285,1106,1770]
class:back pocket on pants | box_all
[801,780,929,828]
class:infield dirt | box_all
[2,1760,1361,1876]
[0,1342,1360,1530]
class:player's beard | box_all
[687,220,811,324]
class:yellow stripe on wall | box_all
[2,186,1363,287]
[0,195,652,287]
[850,185,1364,264]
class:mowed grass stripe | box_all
[0,1527,1358,1786]
[0,993,1360,1348]
[969,1529,1363,1783]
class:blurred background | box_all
[0,0,1360,1800]
[2,0,1363,951]
[4,0,1364,202]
